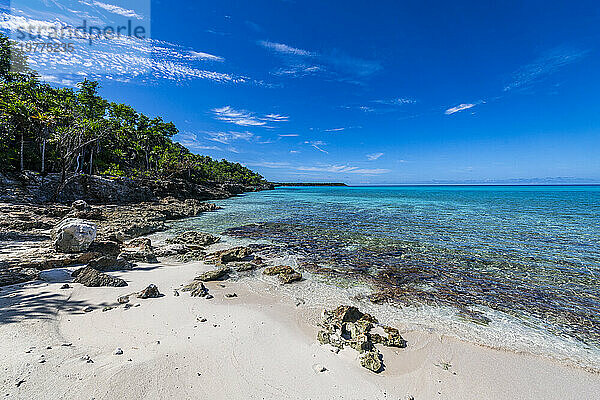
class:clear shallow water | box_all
[170,186,600,369]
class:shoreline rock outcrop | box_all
[316,305,407,373]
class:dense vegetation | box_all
[0,33,266,186]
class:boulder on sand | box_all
[73,266,127,287]
[137,284,161,299]
[194,266,231,282]
[52,218,97,253]
[205,246,252,264]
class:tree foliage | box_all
[0,33,265,186]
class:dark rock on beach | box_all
[73,266,128,287]
[195,266,231,282]
[182,281,210,297]
[137,284,162,299]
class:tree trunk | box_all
[41,138,46,174]
[20,132,24,171]
[89,147,94,175]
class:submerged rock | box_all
[195,267,231,282]
[166,231,220,248]
[263,265,294,276]
[52,218,97,253]
[263,265,303,284]
[73,266,127,287]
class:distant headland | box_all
[272,182,348,187]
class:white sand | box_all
[1,260,599,399]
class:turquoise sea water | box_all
[172,185,600,369]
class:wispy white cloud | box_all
[504,47,589,92]
[248,161,390,175]
[189,51,224,62]
[257,39,380,82]
[80,0,144,19]
[262,113,289,122]
[367,152,384,161]
[296,165,390,175]
[304,140,328,153]
[211,106,267,127]
[211,106,289,127]
[258,40,315,56]
[445,103,476,115]
[0,14,249,85]
[324,127,345,132]
[206,130,254,144]
[374,98,417,106]
[279,134,299,137]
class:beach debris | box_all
[173,289,180,297]
[83,306,94,313]
[81,355,93,363]
[166,231,220,248]
[61,343,72,347]
[312,364,328,373]
[206,294,214,299]
[52,218,97,253]
[137,284,162,299]
[73,266,128,287]
[435,361,452,371]
[182,281,210,297]
[263,265,303,284]
[119,238,158,263]
[224,293,237,298]
[195,267,231,282]
[316,305,406,373]
[117,295,130,304]
[15,379,26,387]
[114,348,123,355]
[197,317,207,322]
[205,246,252,264]
[60,283,71,289]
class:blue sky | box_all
[2,0,600,183]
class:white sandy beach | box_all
[1,258,599,400]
